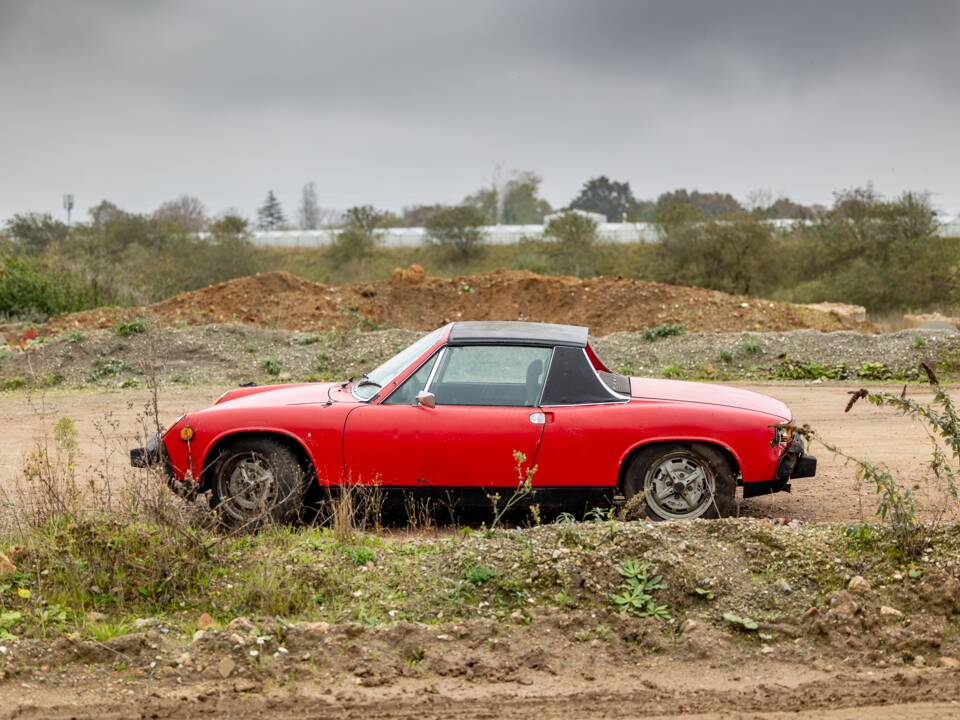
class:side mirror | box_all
[416,390,436,408]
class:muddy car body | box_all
[132,321,815,526]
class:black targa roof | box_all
[447,321,588,348]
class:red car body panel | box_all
[156,324,797,494]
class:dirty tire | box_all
[210,437,308,530]
[623,443,735,521]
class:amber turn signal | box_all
[179,427,194,442]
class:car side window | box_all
[382,353,439,405]
[427,345,552,407]
[540,345,624,405]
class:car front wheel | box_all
[623,443,735,521]
[210,437,308,529]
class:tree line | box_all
[252,171,824,231]
[0,182,954,320]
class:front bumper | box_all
[743,437,816,498]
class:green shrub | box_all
[263,358,282,376]
[661,363,683,379]
[425,205,487,260]
[643,323,684,341]
[0,254,96,318]
[114,318,149,336]
[544,211,599,277]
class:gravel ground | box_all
[592,328,960,380]
[1,325,959,390]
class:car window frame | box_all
[539,347,631,407]
[416,343,552,408]
[380,347,446,405]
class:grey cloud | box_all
[1,0,958,220]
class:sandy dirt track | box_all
[3,661,959,719]
[0,382,954,522]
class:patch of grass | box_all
[856,362,891,380]
[719,349,735,364]
[262,358,282,376]
[1,377,26,391]
[912,335,927,350]
[642,323,684,342]
[742,337,762,355]
[113,318,149,337]
[661,363,684,379]
[88,358,131,382]
[772,358,847,380]
[464,565,496,585]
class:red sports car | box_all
[132,321,815,526]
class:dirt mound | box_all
[38,268,874,338]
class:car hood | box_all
[629,378,791,421]
[213,382,341,408]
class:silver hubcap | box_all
[644,453,715,520]
[222,453,276,519]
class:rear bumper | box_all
[130,434,197,500]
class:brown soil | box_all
[2,612,959,719]
[33,268,874,339]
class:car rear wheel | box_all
[623,443,736,521]
[210,437,308,530]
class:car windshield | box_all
[352,327,444,401]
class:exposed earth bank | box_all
[1,520,960,719]
[5,268,873,343]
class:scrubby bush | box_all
[425,205,486,260]
[0,254,97,318]
[544,210,600,277]
[328,205,385,264]
[782,188,953,311]
[655,205,779,296]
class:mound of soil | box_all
[34,268,873,339]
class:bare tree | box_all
[298,181,320,230]
[154,195,208,232]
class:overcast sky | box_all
[2,0,959,223]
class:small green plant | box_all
[170,373,190,385]
[347,546,375,566]
[88,358,130,382]
[617,362,636,376]
[487,451,536,528]
[0,610,23,640]
[608,560,669,619]
[1,377,25,391]
[464,565,495,585]
[693,587,716,601]
[719,349,735,364]
[856,362,891,380]
[262,358,282,376]
[723,612,758,631]
[773,358,847,380]
[296,334,323,346]
[65,331,86,343]
[661,363,683,379]
[114,318,149,337]
[912,335,927,350]
[742,337,762,355]
[642,323,684,342]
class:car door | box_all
[532,345,632,488]
[343,344,551,488]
